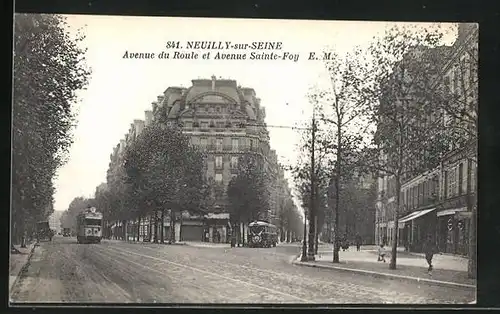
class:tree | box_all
[228,154,270,246]
[308,47,374,262]
[122,123,207,244]
[362,25,452,269]
[12,14,91,246]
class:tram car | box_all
[248,221,278,248]
[76,207,103,244]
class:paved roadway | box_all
[10,236,475,304]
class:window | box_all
[201,121,209,129]
[215,156,223,169]
[216,121,224,128]
[185,121,192,128]
[250,139,254,149]
[232,138,239,151]
[230,156,238,168]
[443,76,451,92]
[216,138,223,151]
[447,167,458,198]
[405,189,409,207]
[200,138,208,147]
[458,163,464,195]
[215,173,223,183]
[470,162,476,192]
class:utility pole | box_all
[307,109,316,261]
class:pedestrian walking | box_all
[355,233,362,251]
[423,235,436,274]
[377,243,386,262]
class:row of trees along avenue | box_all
[292,23,477,277]
[12,14,91,248]
[92,108,209,243]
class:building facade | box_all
[104,76,294,243]
[375,24,478,255]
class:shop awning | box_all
[437,207,467,217]
[399,208,436,223]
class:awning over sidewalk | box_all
[437,207,467,217]
[399,208,436,223]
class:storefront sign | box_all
[447,218,454,231]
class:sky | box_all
[49,15,457,213]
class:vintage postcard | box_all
[10,14,477,305]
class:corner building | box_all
[152,76,273,242]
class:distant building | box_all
[48,211,63,234]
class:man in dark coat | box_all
[355,234,362,251]
[423,235,437,273]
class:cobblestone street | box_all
[10,237,475,304]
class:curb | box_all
[291,259,476,290]
[10,242,37,293]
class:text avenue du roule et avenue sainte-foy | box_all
[122,41,335,62]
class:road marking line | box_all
[108,246,313,303]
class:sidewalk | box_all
[293,247,476,289]
[9,242,37,292]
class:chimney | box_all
[145,110,153,126]
[211,75,216,91]
[134,119,145,135]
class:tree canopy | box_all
[227,154,270,224]
[12,14,91,243]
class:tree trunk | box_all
[160,210,165,244]
[170,210,176,243]
[137,216,141,242]
[389,176,402,270]
[122,220,127,241]
[333,121,341,263]
[314,215,319,254]
[154,210,158,243]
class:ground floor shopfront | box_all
[110,212,231,243]
[375,204,473,256]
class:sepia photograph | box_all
[10,14,478,305]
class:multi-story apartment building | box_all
[105,76,294,243]
[48,210,63,234]
[375,24,478,256]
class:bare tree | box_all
[363,24,452,269]
[308,48,372,263]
